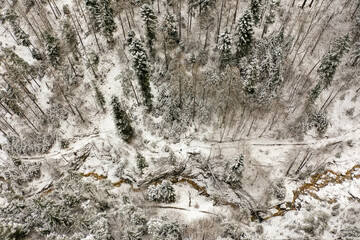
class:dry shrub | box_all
[184,216,221,240]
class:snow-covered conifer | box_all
[250,0,262,25]
[148,180,176,203]
[129,38,153,109]
[93,83,106,112]
[162,10,179,45]
[318,35,350,89]
[234,10,253,59]
[136,152,148,174]
[44,31,62,67]
[4,9,31,47]
[111,96,134,142]
[226,154,245,185]
[141,4,158,51]
[85,0,116,42]
[217,28,232,67]
[149,216,182,240]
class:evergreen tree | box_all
[308,82,321,103]
[234,10,253,59]
[23,0,35,13]
[111,96,134,142]
[4,9,31,47]
[136,152,148,174]
[44,31,62,67]
[309,35,350,103]
[318,35,350,89]
[129,37,153,110]
[61,20,79,57]
[140,4,158,52]
[149,216,182,240]
[226,154,245,185]
[148,180,176,203]
[85,0,116,42]
[85,0,101,31]
[162,10,179,46]
[262,0,279,37]
[240,31,288,105]
[217,28,232,67]
[352,42,360,66]
[99,0,117,42]
[93,82,106,112]
[250,0,262,25]
[188,0,216,15]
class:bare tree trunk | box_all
[163,40,168,70]
[216,0,226,44]
[178,1,182,41]
[74,104,85,123]
[192,67,196,122]
[57,83,76,116]
[179,75,182,109]
[34,0,53,29]
[125,10,132,29]
[0,126,7,136]
[75,0,90,32]
[1,116,20,136]
[232,0,239,26]
[0,101,13,116]
[119,14,126,40]
[47,0,58,19]
[72,6,84,32]
[68,57,78,76]
[204,26,209,50]
[301,0,308,9]
[310,13,334,55]
[51,0,61,16]
[23,12,43,42]
[90,21,102,52]
[128,78,140,106]
[189,9,193,33]
[308,0,315,8]
[5,28,19,45]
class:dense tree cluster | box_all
[85,0,116,42]
[128,35,153,109]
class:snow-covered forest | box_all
[0,0,359,239]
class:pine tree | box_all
[140,4,158,52]
[111,96,134,142]
[162,10,179,46]
[308,35,350,103]
[262,0,279,38]
[234,10,253,59]
[61,20,79,57]
[44,31,62,67]
[250,0,262,25]
[4,9,31,47]
[85,0,101,31]
[148,180,176,203]
[136,152,148,174]
[23,0,35,13]
[226,154,244,185]
[85,0,116,42]
[188,0,216,15]
[129,37,153,110]
[99,0,117,43]
[149,217,182,240]
[318,35,350,89]
[217,28,232,67]
[93,82,106,112]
